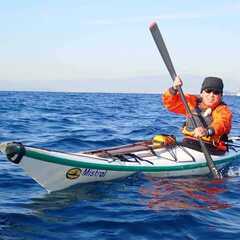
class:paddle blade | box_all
[149,22,177,81]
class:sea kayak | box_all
[0,137,240,192]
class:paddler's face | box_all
[201,89,222,108]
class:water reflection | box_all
[27,174,232,214]
[28,183,108,211]
[139,176,231,210]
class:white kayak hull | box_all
[0,138,240,192]
[21,155,135,192]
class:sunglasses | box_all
[204,88,222,95]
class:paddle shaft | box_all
[149,22,221,179]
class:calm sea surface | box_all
[0,91,240,240]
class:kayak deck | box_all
[83,138,225,164]
[84,140,154,157]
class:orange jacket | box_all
[162,88,232,145]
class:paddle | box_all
[149,22,221,179]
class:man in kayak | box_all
[162,76,232,153]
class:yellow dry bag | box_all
[152,134,176,147]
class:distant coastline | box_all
[225,90,240,96]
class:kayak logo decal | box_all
[81,169,107,178]
[66,168,82,180]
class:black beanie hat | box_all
[201,77,224,93]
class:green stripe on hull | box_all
[25,149,238,172]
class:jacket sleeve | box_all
[211,105,232,137]
[162,88,198,116]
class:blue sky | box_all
[0,1,239,93]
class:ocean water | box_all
[0,91,240,240]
